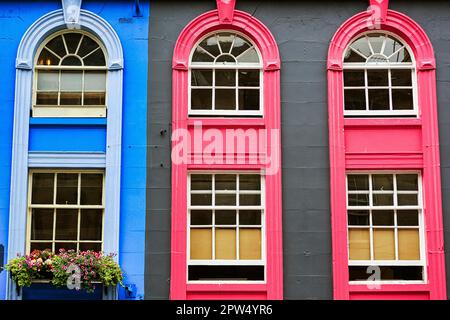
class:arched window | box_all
[189,32,262,116]
[343,32,416,117]
[33,31,107,117]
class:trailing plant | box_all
[4,249,123,293]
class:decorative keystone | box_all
[216,0,236,24]
[368,0,389,25]
[62,0,82,29]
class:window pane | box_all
[191,210,212,225]
[191,70,212,86]
[344,89,366,110]
[60,92,82,105]
[190,228,212,259]
[78,35,99,57]
[83,49,106,66]
[191,89,212,110]
[61,56,82,66]
[191,174,212,190]
[344,70,364,87]
[239,194,260,206]
[373,194,393,206]
[46,35,66,57]
[215,228,236,259]
[63,33,82,54]
[30,242,53,252]
[389,48,411,63]
[84,71,106,91]
[188,265,264,281]
[392,89,413,110]
[347,175,369,191]
[215,70,235,86]
[238,89,259,110]
[80,174,103,205]
[36,92,58,105]
[55,242,77,252]
[79,242,102,252]
[373,229,395,260]
[239,210,261,225]
[372,175,393,191]
[372,210,394,226]
[348,210,369,226]
[391,69,412,86]
[216,55,236,64]
[192,47,214,63]
[215,174,236,190]
[199,36,220,57]
[349,266,422,281]
[239,175,260,190]
[239,70,259,87]
[368,34,384,54]
[367,70,388,86]
[397,175,418,191]
[397,194,418,206]
[239,228,261,260]
[37,71,59,91]
[231,36,251,57]
[397,210,419,226]
[344,48,366,63]
[32,173,54,204]
[55,209,78,240]
[216,194,236,206]
[368,89,389,110]
[215,89,236,110]
[215,210,236,225]
[383,36,402,58]
[218,33,234,53]
[348,194,369,206]
[348,229,370,260]
[84,92,105,105]
[31,209,54,240]
[61,71,82,91]
[80,209,103,240]
[237,48,259,63]
[398,229,420,260]
[37,48,60,66]
[191,194,212,206]
[350,37,371,58]
[56,173,78,205]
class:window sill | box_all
[187,118,266,127]
[349,282,429,292]
[344,118,422,127]
[32,106,106,118]
[29,117,107,126]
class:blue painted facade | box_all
[0,0,148,300]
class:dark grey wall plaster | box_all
[145,0,450,299]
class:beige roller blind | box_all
[374,229,395,260]
[239,228,261,260]
[215,228,236,259]
[398,229,420,260]
[348,229,370,260]
[190,228,212,260]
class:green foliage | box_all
[3,249,123,294]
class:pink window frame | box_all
[170,7,282,300]
[328,9,446,299]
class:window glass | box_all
[188,173,264,281]
[28,171,104,253]
[347,173,424,282]
[190,32,262,116]
[343,33,415,117]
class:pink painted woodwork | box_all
[327,5,446,300]
[170,4,282,300]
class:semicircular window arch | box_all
[34,31,108,117]
[189,31,263,116]
[343,32,417,117]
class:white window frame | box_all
[187,171,266,284]
[343,31,419,118]
[346,171,427,284]
[26,169,105,254]
[32,30,108,118]
[188,30,264,117]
